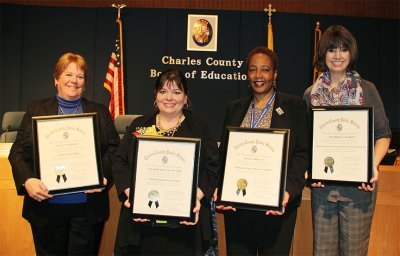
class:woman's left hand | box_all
[85,178,107,193]
[359,166,378,192]
[133,218,150,222]
[266,191,289,216]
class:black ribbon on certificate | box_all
[55,166,67,183]
[148,190,160,208]
[236,179,248,197]
[56,174,67,183]
[324,157,335,174]
[148,200,159,208]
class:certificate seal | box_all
[63,131,69,139]
[148,190,160,208]
[236,179,248,196]
[324,156,335,173]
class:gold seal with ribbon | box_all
[236,179,248,196]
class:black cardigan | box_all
[9,96,120,225]
[112,108,219,246]
[218,91,309,208]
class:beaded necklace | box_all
[156,113,183,137]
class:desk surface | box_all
[0,143,12,157]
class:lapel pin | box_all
[276,107,284,115]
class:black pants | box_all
[224,207,298,256]
[113,224,203,256]
[30,203,104,256]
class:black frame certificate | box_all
[130,135,200,222]
[32,113,104,195]
[311,106,374,185]
[218,127,289,212]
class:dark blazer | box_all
[9,96,120,226]
[112,108,219,247]
[219,91,309,207]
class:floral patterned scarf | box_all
[310,71,363,106]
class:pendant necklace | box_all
[58,105,80,115]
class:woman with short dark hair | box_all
[303,25,391,255]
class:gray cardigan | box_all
[303,79,391,142]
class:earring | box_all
[184,103,189,109]
[154,101,158,108]
[273,80,277,88]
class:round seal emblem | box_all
[324,156,335,173]
[63,131,69,139]
[237,179,248,190]
[148,190,159,201]
[236,178,248,196]
[191,19,213,46]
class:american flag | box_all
[104,18,125,120]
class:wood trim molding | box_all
[1,0,399,19]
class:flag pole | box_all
[264,4,276,51]
[313,21,322,83]
[104,4,126,120]
[112,3,126,19]
[113,3,126,117]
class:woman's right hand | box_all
[24,178,53,202]
[123,188,131,208]
[310,182,325,188]
[133,218,150,222]
[215,204,236,212]
[214,188,237,211]
[123,188,150,222]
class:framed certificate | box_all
[130,135,200,222]
[311,106,374,185]
[32,113,104,195]
[218,127,289,212]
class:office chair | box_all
[114,114,142,139]
[0,111,26,143]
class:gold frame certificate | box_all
[32,113,104,195]
[218,127,289,212]
[311,106,373,185]
[130,135,200,222]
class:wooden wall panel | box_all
[1,0,399,19]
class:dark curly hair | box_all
[245,46,279,72]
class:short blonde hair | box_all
[53,52,88,81]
